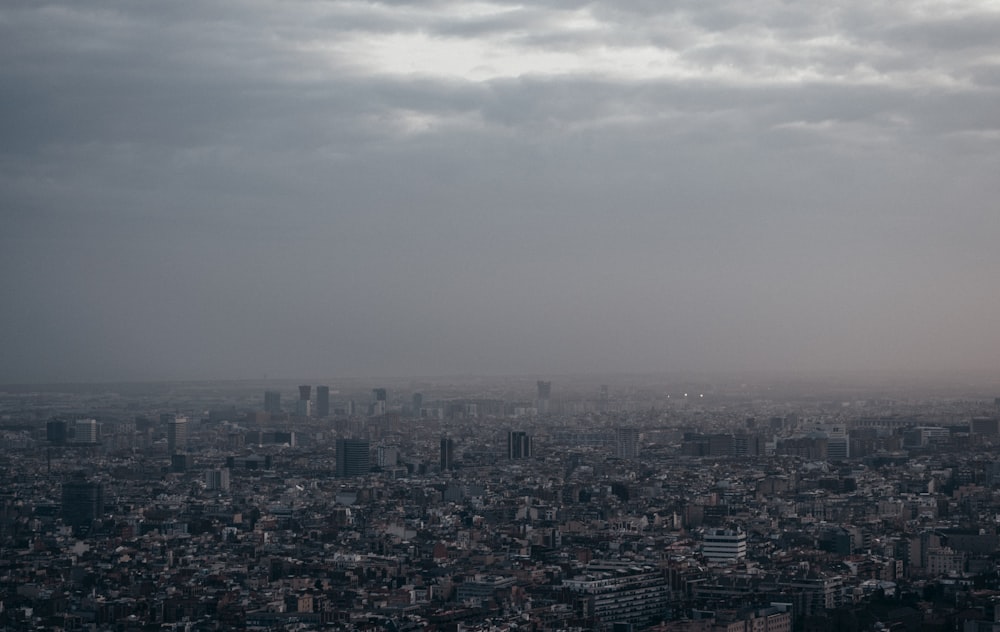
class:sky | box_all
[2,0,1000,383]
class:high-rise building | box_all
[74,419,98,444]
[264,391,281,414]
[733,433,762,457]
[372,388,387,416]
[412,392,424,417]
[205,468,231,491]
[615,427,640,459]
[62,473,104,533]
[707,433,734,456]
[167,415,188,454]
[295,399,312,417]
[507,430,532,459]
[377,445,398,468]
[336,438,370,477]
[316,386,330,417]
[440,437,455,470]
[294,386,313,417]
[536,381,551,415]
[47,419,68,445]
[825,424,850,461]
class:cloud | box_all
[2,0,1000,381]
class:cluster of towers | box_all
[264,385,380,419]
[264,385,332,417]
[263,380,563,420]
[256,385,548,479]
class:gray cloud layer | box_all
[2,0,999,382]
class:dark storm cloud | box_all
[2,0,999,382]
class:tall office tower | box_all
[615,427,640,459]
[167,415,189,454]
[62,473,104,533]
[47,419,68,445]
[536,381,551,415]
[295,398,312,417]
[336,439,370,477]
[205,468,231,491]
[296,386,312,417]
[74,419,98,444]
[264,391,282,414]
[316,386,330,417]
[507,430,532,459]
[412,392,424,417]
[372,388,387,416]
[826,425,850,461]
[599,384,610,412]
[440,437,455,470]
[377,445,399,468]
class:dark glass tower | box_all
[166,416,188,454]
[47,419,68,445]
[62,473,104,534]
[440,437,455,470]
[336,439,370,477]
[264,391,282,414]
[507,431,532,459]
[316,386,330,417]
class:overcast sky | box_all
[2,0,1000,383]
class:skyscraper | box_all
[295,398,312,417]
[74,419,98,444]
[615,427,640,459]
[295,385,313,417]
[507,431,532,459]
[336,438,370,477]
[412,392,424,417]
[316,386,330,417]
[440,437,455,470]
[167,415,188,454]
[264,391,281,414]
[377,445,399,468]
[205,468,231,491]
[62,473,104,533]
[47,419,68,445]
[536,381,551,415]
[372,388,387,416]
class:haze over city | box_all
[3,0,1000,383]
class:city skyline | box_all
[3,1,1000,383]
[4,367,1000,629]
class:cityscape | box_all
[4,374,1000,630]
[5,0,1000,631]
